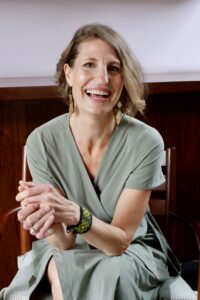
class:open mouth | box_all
[85,89,111,99]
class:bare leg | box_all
[47,257,63,300]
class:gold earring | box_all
[115,101,122,125]
[68,87,74,116]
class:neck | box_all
[69,112,116,151]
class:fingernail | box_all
[16,190,29,201]
[23,224,30,230]
[36,233,43,239]
[50,215,54,221]
[44,230,50,237]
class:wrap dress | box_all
[0,114,181,300]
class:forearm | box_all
[45,223,76,250]
[82,216,131,256]
[82,189,150,256]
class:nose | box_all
[94,66,109,84]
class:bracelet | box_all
[66,206,93,236]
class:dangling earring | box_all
[68,87,74,116]
[115,101,122,125]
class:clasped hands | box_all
[16,181,80,239]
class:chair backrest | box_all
[149,147,176,236]
[19,146,33,254]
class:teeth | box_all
[86,89,109,96]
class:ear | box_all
[64,64,73,86]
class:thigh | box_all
[115,254,160,300]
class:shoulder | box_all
[121,115,164,148]
[26,113,69,147]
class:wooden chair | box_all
[0,147,200,297]
[150,147,177,236]
[150,148,200,297]
[0,147,33,255]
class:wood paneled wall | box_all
[145,85,200,218]
[0,81,200,288]
[0,92,67,288]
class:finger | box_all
[19,180,35,187]
[21,193,52,205]
[30,226,39,236]
[17,203,39,222]
[43,227,55,237]
[16,184,53,202]
[22,206,50,230]
[20,195,47,207]
[30,209,55,233]
[21,199,29,206]
[18,183,32,192]
[18,182,35,193]
[36,215,55,239]
[16,189,30,202]
[18,186,26,192]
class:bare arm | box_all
[17,182,150,255]
[82,189,151,256]
[17,181,78,250]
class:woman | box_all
[1,24,182,300]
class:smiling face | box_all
[64,38,124,118]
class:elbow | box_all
[104,241,129,257]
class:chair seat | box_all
[158,276,197,300]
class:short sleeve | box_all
[26,129,57,186]
[125,130,165,190]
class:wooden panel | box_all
[148,81,200,95]
[0,86,61,101]
[1,80,200,102]
[143,92,200,220]
[149,199,165,215]
[0,98,66,288]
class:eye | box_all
[83,62,94,68]
[108,65,121,73]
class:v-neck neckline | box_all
[66,113,122,186]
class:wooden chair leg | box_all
[19,145,33,254]
[198,260,200,300]
[20,223,32,255]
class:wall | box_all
[0,0,200,81]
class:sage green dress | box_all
[1,114,181,300]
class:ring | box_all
[31,226,39,234]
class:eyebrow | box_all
[82,57,121,65]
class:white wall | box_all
[0,0,200,82]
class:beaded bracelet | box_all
[66,206,93,236]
